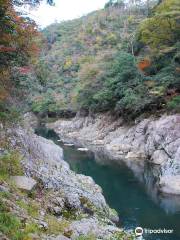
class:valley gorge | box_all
[0,113,133,240]
[47,113,180,198]
[0,0,180,239]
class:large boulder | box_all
[159,176,180,195]
[11,176,37,191]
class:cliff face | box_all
[47,113,180,196]
[0,114,132,240]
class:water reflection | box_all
[94,147,180,215]
[35,127,180,240]
[144,162,180,214]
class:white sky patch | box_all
[22,0,108,28]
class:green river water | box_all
[36,127,180,240]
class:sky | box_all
[25,0,108,28]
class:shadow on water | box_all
[35,127,180,240]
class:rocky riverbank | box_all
[47,113,180,197]
[0,113,133,240]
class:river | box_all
[36,127,180,240]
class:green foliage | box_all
[31,97,49,113]
[0,102,21,123]
[167,95,180,111]
[61,209,78,220]
[30,4,145,116]
[138,0,180,52]
[35,60,50,86]
[31,92,57,114]
[45,215,69,235]
[0,151,23,180]
[16,199,40,218]
[0,197,40,240]
[115,86,154,119]
[28,0,179,121]
[105,0,125,9]
[109,231,134,240]
[75,234,96,240]
[76,51,152,119]
[0,211,22,240]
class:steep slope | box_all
[30,0,180,121]
[0,113,134,239]
[31,4,146,117]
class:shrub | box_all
[167,95,180,111]
[115,86,154,120]
[0,198,40,240]
[45,215,69,235]
[16,200,40,218]
[110,231,134,240]
[77,51,150,118]
[137,0,179,53]
[0,212,22,240]
[0,102,21,123]
[0,151,23,180]
[31,93,57,114]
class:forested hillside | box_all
[29,0,180,120]
[0,0,180,121]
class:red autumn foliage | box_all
[0,0,42,99]
[18,66,32,75]
[138,59,151,71]
[0,0,40,58]
[0,46,16,52]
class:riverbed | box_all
[36,127,180,240]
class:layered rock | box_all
[47,113,180,196]
[13,126,107,211]
[0,117,129,239]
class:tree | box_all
[0,0,54,60]
[12,0,54,6]
[138,0,180,52]
[0,0,40,65]
[0,0,46,117]
[105,0,125,8]
[105,0,115,8]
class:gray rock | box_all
[0,185,9,193]
[151,150,169,165]
[65,193,81,210]
[0,232,9,240]
[108,208,119,223]
[11,176,37,191]
[47,196,65,215]
[47,114,180,195]
[159,176,180,195]
[1,117,132,240]
[66,217,121,239]
[22,112,38,129]
[53,206,63,215]
[5,124,111,227]
[39,221,48,230]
